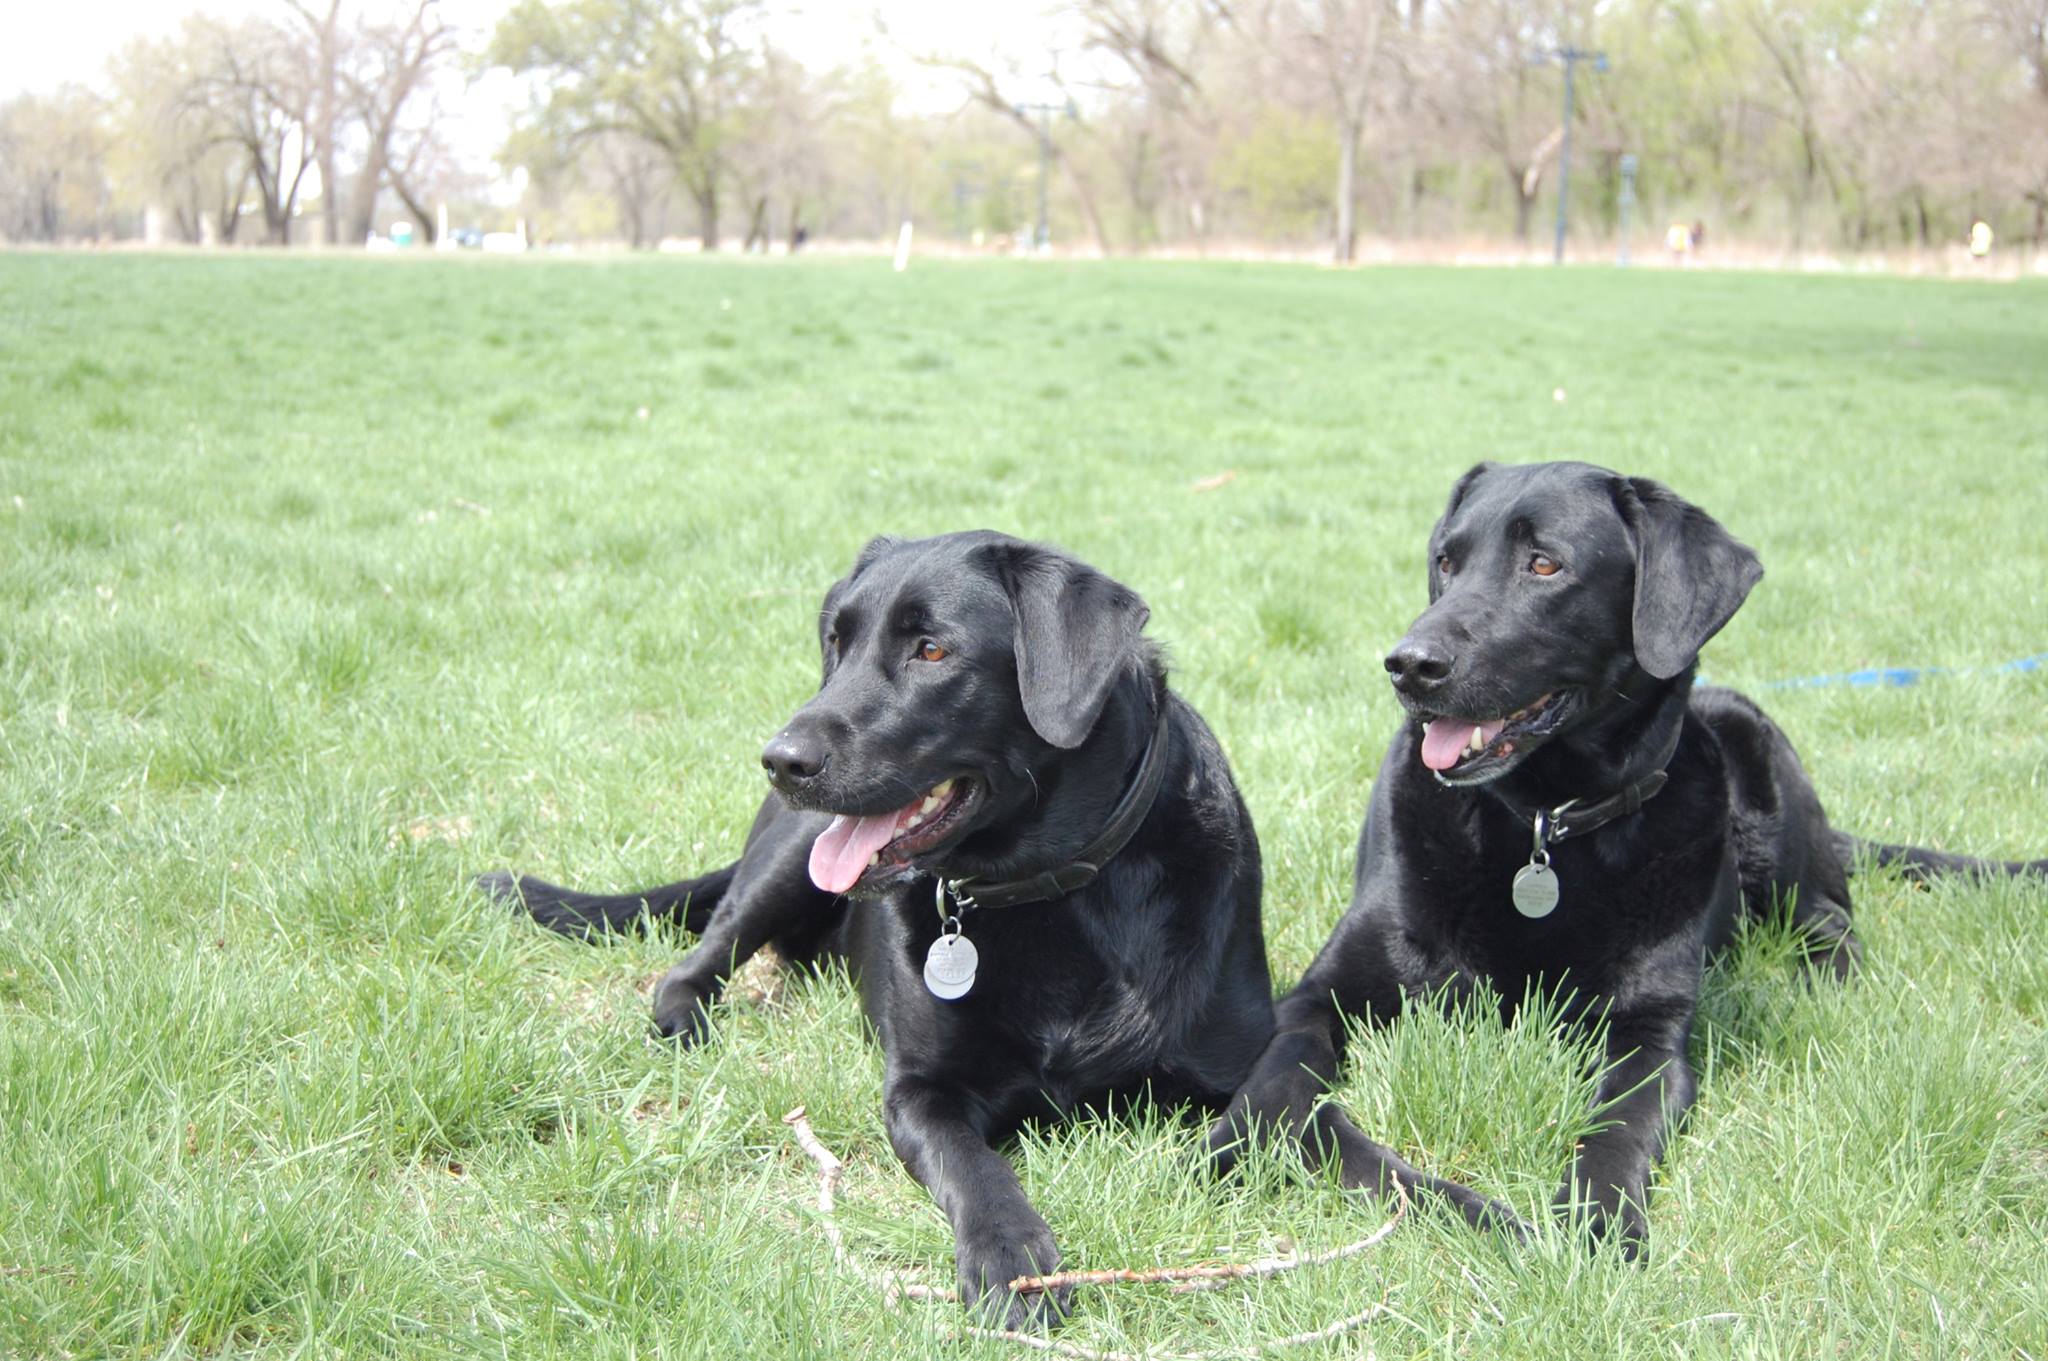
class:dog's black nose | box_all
[1384,639,1453,694]
[761,731,827,786]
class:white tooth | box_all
[868,853,879,866]
[932,779,953,798]
[1469,726,1485,753]
[907,812,926,829]
[921,795,939,813]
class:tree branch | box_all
[781,1106,1406,1359]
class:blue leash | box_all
[1744,651,2048,691]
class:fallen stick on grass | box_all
[1013,1189,1405,1297]
[781,1106,1404,1359]
[782,1103,955,1306]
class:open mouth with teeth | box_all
[806,777,981,895]
[1416,692,1571,783]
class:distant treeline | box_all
[4,1,2044,256]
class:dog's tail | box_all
[1834,831,2048,883]
[476,864,737,939]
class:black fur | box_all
[1208,460,2044,1256]
[481,532,1510,1327]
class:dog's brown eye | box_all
[1530,554,1560,577]
[916,640,947,662]
[1436,555,1452,575]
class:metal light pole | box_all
[943,159,985,241]
[1617,152,1638,267]
[1015,100,1073,251]
[1550,46,1608,265]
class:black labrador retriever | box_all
[482,531,1506,1327]
[1208,461,2046,1254]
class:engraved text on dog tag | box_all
[1511,862,1559,918]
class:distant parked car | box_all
[449,227,484,249]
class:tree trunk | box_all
[346,160,382,244]
[1334,120,1358,263]
[1057,151,1113,256]
[1791,123,1822,252]
[743,195,768,251]
[1121,130,1156,247]
[621,192,645,249]
[393,179,435,243]
[280,154,312,246]
[696,183,719,251]
[1171,166,1207,249]
[316,133,338,245]
[319,149,339,244]
[311,0,341,245]
[219,167,250,246]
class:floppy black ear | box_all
[848,535,901,576]
[1441,462,1494,520]
[1427,462,1495,601]
[984,543,1151,749]
[1612,477,1763,679]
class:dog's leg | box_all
[1209,987,1522,1233]
[1204,988,1350,1175]
[1790,890,1860,981]
[884,1079,1070,1331]
[1310,1102,1529,1234]
[1205,903,1414,1171]
[649,853,837,1043]
[1555,994,1697,1258]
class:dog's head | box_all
[1385,461,1762,786]
[762,532,1154,896]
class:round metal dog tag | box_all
[923,933,979,1001]
[1511,863,1560,919]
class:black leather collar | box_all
[941,703,1173,913]
[1535,714,1685,846]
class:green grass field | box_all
[2,252,2045,1359]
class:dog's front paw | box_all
[1433,1178,1531,1242]
[955,1216,1069,1332]
[649,969,714,1046]
[1553,1181,1647,1260]
[1203,1075,1311,1179]
[1203,1096,1262,1178]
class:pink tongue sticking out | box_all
[808,801,917,894]
[1420,717,1508,772]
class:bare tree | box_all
[1737,0,1847,250]
[1080,0,1234,244]
[183,15,324,244]
[1982,0,2048,241]
[285,0,346,244]
[1425,1,1568,244]
[493,0,765,250]
[595,132,678,247]
[108,30,252,242]
[1983,0,2048,95]
[1266,0,1392,261]
[727,45,841,250]
[0,87,112,241]
[342,0,457,242]
[915,51,1115,254]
